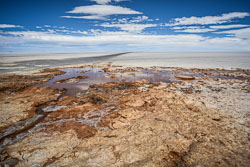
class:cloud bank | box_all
[167,12,249,26]
[62,4,142,20]
[90,0,128,4]
[0,24,23,28]
[1,3,250,52]
[100,23,157,33]
[1,26,250,52]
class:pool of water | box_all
[34,67,176,96]
[34,67,250,96]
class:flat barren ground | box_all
[0,64,249,167]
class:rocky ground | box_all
[0,65,249,167]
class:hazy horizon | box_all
[1,51,250,54]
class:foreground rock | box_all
[0,66,249,167]
[0,68,64,97]
[0,68,64,131]
[0,87,60,130]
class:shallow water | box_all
[34,67,174,96]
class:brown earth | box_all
[0,68,65,131]
[0,65,249,167]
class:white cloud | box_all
[1,29,250,51]
[47,29,56,33]
[214,27,250,39]
[67,5,141,15]
[64,5,142,20]
[210,24,250,29]
[100,23,157,33]
[113,16,152,24]
[62,15,106,20]
[171,24,250,33]
[171,27,183,30]
[176,28,215,33]
[0,24,23,28]
[116,18,128,23]
[171,26,202,30]
[4,31,55,37]
[74,30,89,35]
[55,29,88,35]
[171,26,215,33]
[170,26,214,33]
[0,30,206,46]
[36,26,42,29]
[167,12,250,26]
[59,26,67,29]
[130,16,150,23]
[91,0,127,4]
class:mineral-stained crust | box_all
[0,65,249,167]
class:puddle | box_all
[34,67,175,96]
[34,67,250,97]
[31,67,250,97]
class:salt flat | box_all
[0,52,250,73]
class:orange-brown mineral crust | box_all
[0,66,249,167]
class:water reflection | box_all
[35,67,174,96]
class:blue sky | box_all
[0,0,250,52]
